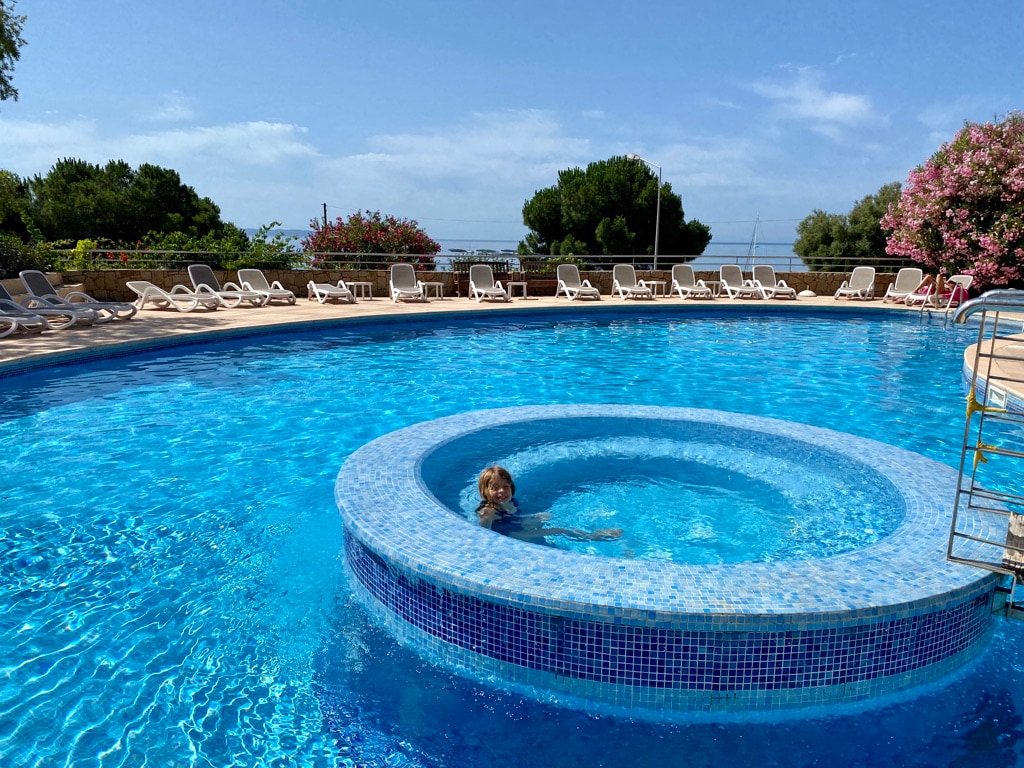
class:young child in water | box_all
[476,466,623,542]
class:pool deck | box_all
[0,292,936,373]
[3,294,1023,405]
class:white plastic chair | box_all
[468,264,509,302]
[555,264,600,300]
[390,264,427,302]
[188,264,267,308]
[905,274,974,310]
[752,265,796,299]
[127,280,223,312]
[882,268,924,303]
[719,265,764,299]
[237,269,296,305]
[0,282,89,327]
[611,264,653,300]
[20,269,139,321]
[669,264,713,299]
[834,266,876,300]
[308,280,355,304]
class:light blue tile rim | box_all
[336,405,999,622]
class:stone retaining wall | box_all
[40,268,900,301]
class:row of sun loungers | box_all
[553,263,797,302]
[836,265,973,308]
[0,269,138,338]
[2,263,974,339]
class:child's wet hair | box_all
[477,465,515,500]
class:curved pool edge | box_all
[336,405,1000,714]
[0,300,922,379]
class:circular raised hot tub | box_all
[336,405,998,715]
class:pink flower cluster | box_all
[302,210,441,267]
[882,112,1024,289]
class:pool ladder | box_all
[947,290,1024,616]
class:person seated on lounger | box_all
[476,466,623,543]
[904,273,946,303]
[904,273,969,306]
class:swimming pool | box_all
[1,307,1022,766]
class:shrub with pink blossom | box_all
[303,210,440,269]
[882,112,1024,290]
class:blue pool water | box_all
[1,307,1023,766]
[429,418,904,562]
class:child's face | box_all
[486,477,512,505]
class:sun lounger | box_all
[905,274,973,310]
[308,280,355,304]
[882,268,924,303]
[390,264,427,302]
[670,264,713,299]
[0,307,47,337]
[752,265,797,299]
[834,266,875,300]
[0,282,86,328]
[555,264,600,300]
[19,270,136,322]
[127,280,224,312]
[611,264,653,299]
[719,265,764,299]
[188,264,267,308]
[468,264,509,302]
[237,269,297,305]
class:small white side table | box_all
[506,281,528,299]
[644,280,667,297]
[347,281,373,300]
[421,282,444,300]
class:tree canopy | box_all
[24,158,232,244]
[794,182,903,271]
[519,156,711,262]
[882,112,1024,289]
[0,0,25,104]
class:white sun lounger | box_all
[188,264,267,308]
[308,280,356,304]
[904,274,974,310]
[0,307,48,336]
[127,280,224,312]
[390,264,427,302]
[468,264,509,302]
[237,269,296,305]
[19,270,137,323]
[611,264,653,299]
[834,266,876,300]
[882,268,924,303]
[752,265,797,300]
[555,264,600,300]
[719,265,764,299]
[0,282,86,328]
[670,264,713,299]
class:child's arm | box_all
[478,505,498,529]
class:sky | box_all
[1,0,1021,251]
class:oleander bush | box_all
[882,112,1024,289]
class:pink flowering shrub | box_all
[882,112,1024,289]
[303,210,440,268]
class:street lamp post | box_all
[626,153,662,270]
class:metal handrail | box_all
[952,289,1024,323]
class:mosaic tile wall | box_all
[345,531,994,711]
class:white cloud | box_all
[748,67,883,133]
[143,90,196,123]
[0,118,319,177]
[313,110,593,232]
